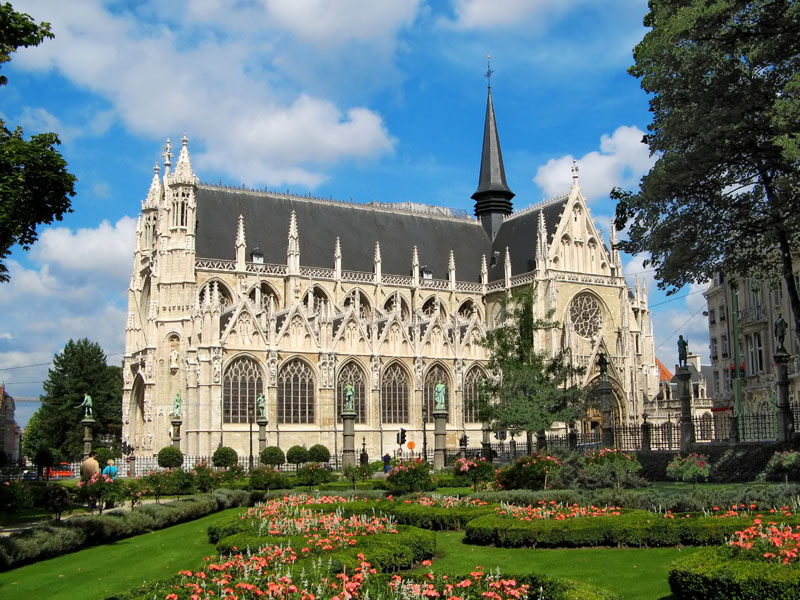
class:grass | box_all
[0,507,243,600]
[414,531,701,600]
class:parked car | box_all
[21,469,37,480]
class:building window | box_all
[277,359,315,424]
[463,367,486,423]
[721,335,729,358]
[711,337,718,360]
[171,189,189,228]
[709,309,716,325]
[713,370,720,395]
[569,293,602,339]
[719,305,726,321]
[423,364,450,423]
[223,356,264,424]
[336,362,366,423]
[381,363,409,423]
[754,332,764,372]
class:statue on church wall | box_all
[256,393,266,420]
[171,393,183,419]
[597,352,609,382]
[343,382,355,412]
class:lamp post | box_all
[422,404,428,461]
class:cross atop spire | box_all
[485,54,493,88]
[571,159,579,183]
[162,138,173,172]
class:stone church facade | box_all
[122,87,659,459]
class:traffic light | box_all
[397,428,407,445]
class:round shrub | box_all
[386,458,435,493]
[261,446,285,467]
[761,450,800,484]
[286,445,310,465]
[157,446,184,469]
[584,448,642,489]
[294,462,336,490]
[42,484,73,520]
[212,446,239,468]
[191,460,221,492]
[453,457,496,490]
[667,453,710,484]
[495,454,561,490]
[308,444,331,463]
[249,467,290,491]
[94,447,115,468]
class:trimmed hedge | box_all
[669,547,800,599]
[386,501,495,530]
[464,510,800,549]
[0,488,251,570]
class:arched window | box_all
[344,289,371,320]
[223,356,264,424]
[198,280,233,310]
[699,413,713,441]
[278,359,315,424]
[249,282,279,312]
[336,362,367,423]
[423,364,450,423]
[383,293,409,320]
[421,296,445,319]
[457,299,477,320]
[381,363,409,423]
[463,367,487,423]
[302,286,329,315]
[172,188,190,228]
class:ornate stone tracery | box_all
[569,292,602,339]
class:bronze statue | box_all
[775,314,788,351]
[343,382,355,412]
[597,352,609,382]
[79,393,93,418]
[434,381,446,411]
[256,393,266,420]
[677,335,689,368]
[171,393,183,419]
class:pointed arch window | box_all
[344,289,371,320]
[423,364,450,423]
[303,286,329,315]
[381,363,409,423]
[223,356,264,424]
[421,296,445,319]
[463,367,487,423]
[249,282,279,312]
[278,359,315,424]
[336,362,367,423]
[172,188,190,228]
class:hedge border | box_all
[464,510,800,549]
[669,547,800,600]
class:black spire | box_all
[472,63,514,240]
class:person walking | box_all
[80,451,100,509]
[102,458,118,480]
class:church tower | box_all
[472,61,514,240]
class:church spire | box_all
[472,56,514,240]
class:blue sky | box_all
[0,0,710,427]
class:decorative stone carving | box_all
[371,356,381,389]
[319,352,335,388]
[169,348,179,372]
[211,347,222,384]
[455,359,464,391]
[414,357,424,389]
[142,433,153,451]
[123,367,132,388]
[268,350,278,386]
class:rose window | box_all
[569,293,602,339]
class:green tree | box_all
[21,409,49,463]
[480,286,586,450]
[613,0,800,333]
[38,339,122,460]
[212,446,238,468]
[0,3,76,282]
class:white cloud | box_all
[30,217,137,277]
[19,107,81,142]
[533,125,654,202]
[443,0,581,29]
[12,0,402,187]
[0,218,134,399]
[262,0,421,46]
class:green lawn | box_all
[0,507,242,600]
[416,531,700,600]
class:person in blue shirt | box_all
[102,459,118,480]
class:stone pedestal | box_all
[82,417,95,459]
[341,410,357,468]
[433,409,447,470]
[171,419,182,450]
[598,382,615,448]
[774,349,793,443]
[677,367,695,453]
[481,423,492,461]
[257,417,268,455]
[128,454,136,478]
[641,420,652,452]
[536,431,547,453]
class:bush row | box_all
[464,510,800,549]
[470,484,800,513]
[0,488,251,571]
[668,547,800,600]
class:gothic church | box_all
[122,85,659,459]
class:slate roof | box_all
[487,197,568,280]
[195,187,493,282]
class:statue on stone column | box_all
[434,380,446,411]
[343,381,355,412]
[775,314,788,351]
[256,393,266,420]
[79,393,93,418]
[677,335,689,368]
[597,352,609,382]
[171,393,183,419]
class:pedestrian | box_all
[382,453,391,474]
[102,458,118,480]
[80,451,100,509]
